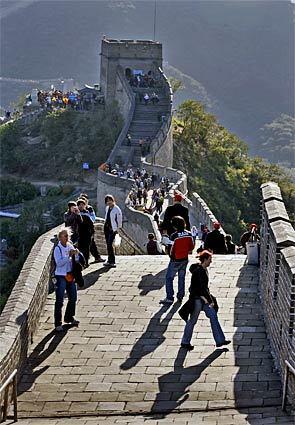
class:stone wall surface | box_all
[0,218,144,398]
[260,181,295,408]
[0,226,59,400]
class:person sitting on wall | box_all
[240,223,260,253]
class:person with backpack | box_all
[53,228,80,332]
[160,216,195,305]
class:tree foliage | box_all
[0,178,38,207]
[168,77,184,94]
[258,114,295,168]
[173,100,295,241]
[0,104,123,180]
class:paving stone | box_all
[16,255,286,419]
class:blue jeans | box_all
[181,299,203,344]
[104,227,115,264]
[54,276,77,327]
[181,300,226,345]
[165,260,188,300]
[203,304,225,345]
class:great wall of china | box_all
[0,39,294,422]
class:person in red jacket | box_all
[160,216,195,305]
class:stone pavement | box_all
[4,406,294,424]
[14,255,293,423]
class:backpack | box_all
[48,237,62,293]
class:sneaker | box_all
[159,298,174,305]
[181,343,194,351]
[93,257,105,263]
[64,319,80,326]
[177,297,183,303]
[104,262,116,267]
[216,340,231,347]
[55,325,64,332]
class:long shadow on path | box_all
[138,270,166,296]
[148,347,228,418]
[18,329,68,395]
[78,265,110,291]
[120,303,179,370]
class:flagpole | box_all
[153,0,157,41]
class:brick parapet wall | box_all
[0,225,60,398]
[0,219,144,394]
[260,181,295,408]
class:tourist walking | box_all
[204,222,227,254]
[161,192,190,236]
[179,250,231,350]
[104,195,122,268]
[53,228,80,332]
[160,216,195,305]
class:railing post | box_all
[13,374,18,422]
[2,386,9,422]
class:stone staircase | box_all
[125,87,171,167]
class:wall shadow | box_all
[138,270,166,295]
[148,347,228,418]
[233,264,291,422]
[120,303,179,370]
[17,329,68,395]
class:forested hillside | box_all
[1,0,293,166]
[173,100,295,241]
[0,104,123,180]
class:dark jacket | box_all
[161,203,191,236]
[64,211,82,243]
[179,263,213,322]
[78,213,94,243]
[72,252,86,288]
[204,229,227,254]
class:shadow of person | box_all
[138,270,167,296]
[149,347,228,418]
[120,303,180,370]
[78,265,110,291]
[18,329,68,395]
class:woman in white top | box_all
[103,195,122,268]
[53,228,79,331]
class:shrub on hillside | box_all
[173,100,295,241]
[0,178,38,207]
[0,103,123,180]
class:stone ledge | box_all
[261,181,283,202]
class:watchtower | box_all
[100,38,162,101]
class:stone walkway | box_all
[14,255,293,423]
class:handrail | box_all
[107,66,136,165]
[146,66,173,164]
[0,369,18,422]
[282,360,295,411]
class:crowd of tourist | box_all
[53,185,259,356]
[32,89,103,111]
[128,71,157,88]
